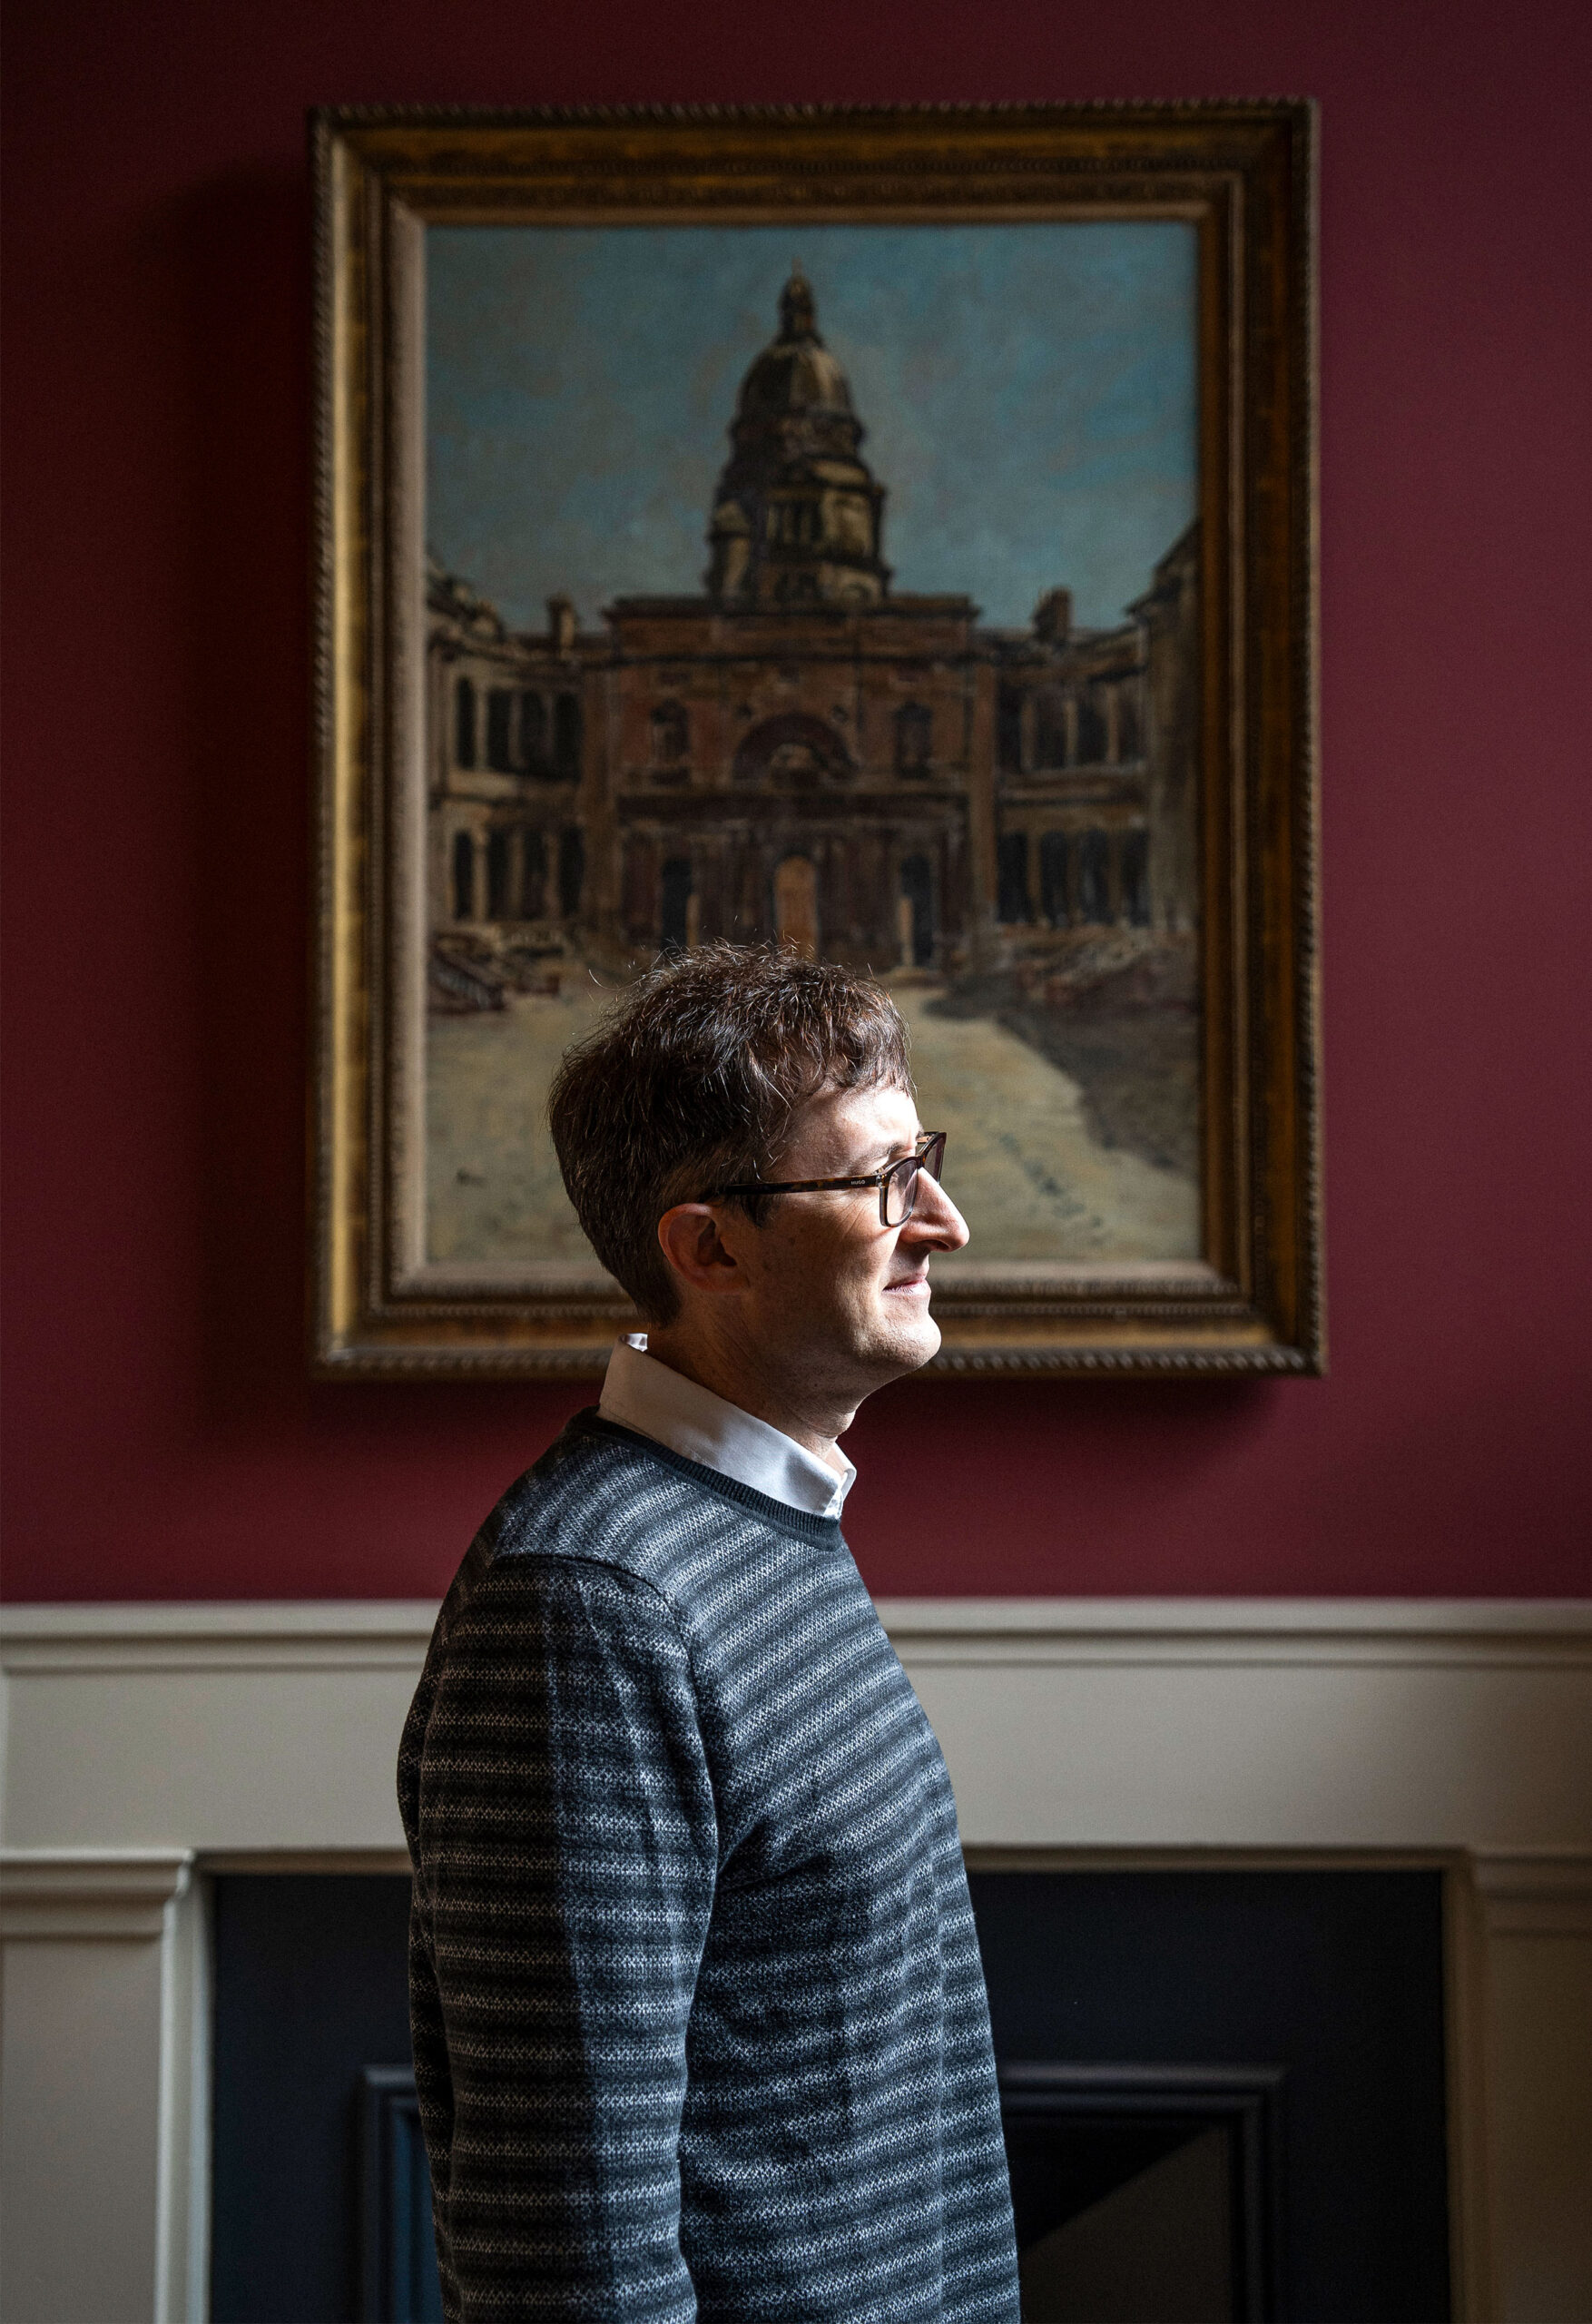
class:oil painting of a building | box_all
[424,251,1202,1276]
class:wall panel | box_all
[3,0,1589,1602]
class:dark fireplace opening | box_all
[1000,2063,1284,2322]
[211,1868,1450,2323]
[1017,2121,1233,2322]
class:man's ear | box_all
[656,1203,744,1298]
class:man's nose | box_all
[906,1171,970,1252]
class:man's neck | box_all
[641,1326,854,1472]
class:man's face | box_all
[728,1078,969,1406]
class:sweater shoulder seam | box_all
[475,1540,681,1626]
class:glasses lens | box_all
[919,1132,947,1184]
[883,1155,919,1228]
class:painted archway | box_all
[732,713,853,788]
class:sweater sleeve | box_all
[407,1553,718,2323]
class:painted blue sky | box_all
[427,221,1196,633]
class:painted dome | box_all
[732,270,856,426]
[705,271,890,607]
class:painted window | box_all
[651,701,689,769]
[660,857,693,950]
[554,694,583,780]
[1121,830,1150,926]
[558,825,585,916]
[997,832,1032,924]
[1040,831,1070,928]
[486,829,512,920]
[454,679,477,770]
[1079,830,1112,922]
[895,702,933,775]
[486,688,516,773]
[451,831,474,921]
[1076,694,1107,764]
[520,692,547,771]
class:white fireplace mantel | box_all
[3,1597,1589,2322]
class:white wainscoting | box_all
[2,1599,1589,2323]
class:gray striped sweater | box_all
[399,1411,1019,2322]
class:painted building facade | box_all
[426,271,1199,980]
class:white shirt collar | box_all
[597,1337,855,1521]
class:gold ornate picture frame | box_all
[311,103,1322,1378]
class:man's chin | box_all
[869,1303,941,1376]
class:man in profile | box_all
[400,944,1019,2320]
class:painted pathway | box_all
[426,976,1199,1267]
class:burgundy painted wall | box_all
[4,0,1589,1603]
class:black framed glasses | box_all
[714,1131,948,1229]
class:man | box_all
[400,944,1020,2321]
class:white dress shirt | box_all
[597,1335,855,1520]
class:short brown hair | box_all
[548,944,912,1323]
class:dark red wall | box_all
[5,0,1589,1602]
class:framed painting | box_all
[310,103,1322,1377]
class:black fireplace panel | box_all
[211,1868,1449,2323]
[211,1876,417,2323]
[968,1870,1450,2323]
